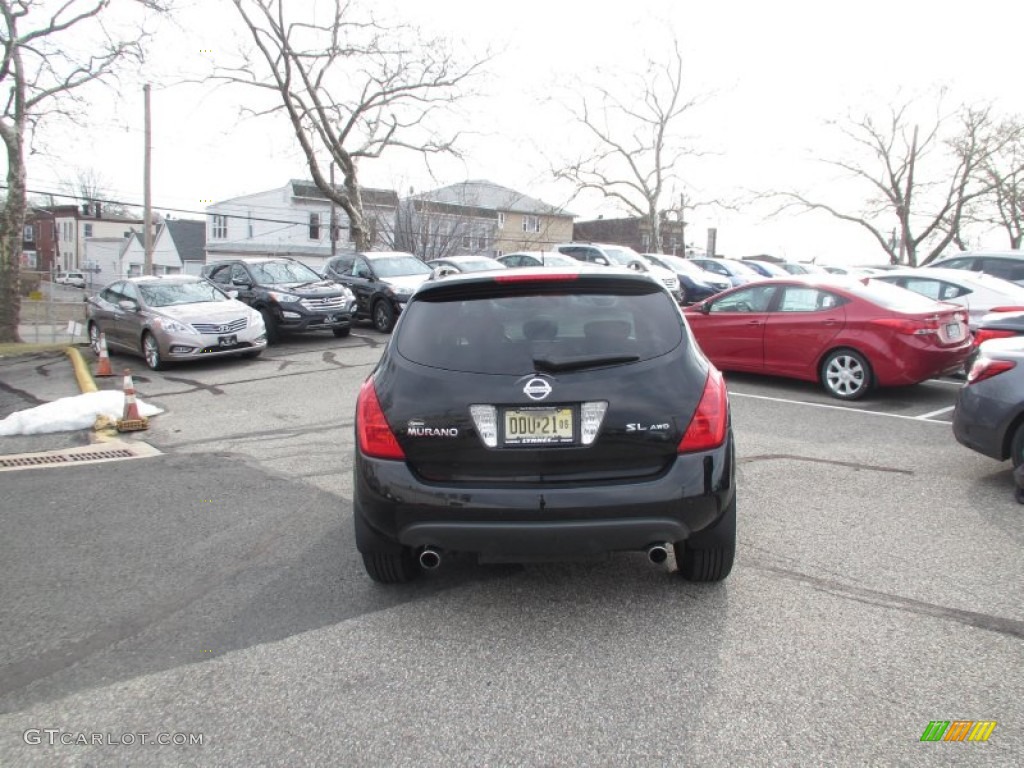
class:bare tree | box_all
[772,95,997,266]
[0,0,163,342]
[62,167,136,217]
[553,37,703,253]
[964,117,1024,248]
[375,199,479,260]
[222,0,486,253]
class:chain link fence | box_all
[17,271,90,345]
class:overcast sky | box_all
[20,0,1024,264]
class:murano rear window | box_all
[396,290,685,374]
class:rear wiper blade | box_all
[532,354,640,372]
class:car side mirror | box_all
[594,257,609,266]
[118,299,138,312]
[627,260,647,272]
[226,289,239,299]
[700,302,712,315]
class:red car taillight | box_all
[678,366,728,454]
[972,328,1016,346]
[871,317,939,335]
[356,378,406,460]
[967,357,1016,384]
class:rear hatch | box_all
[374,272,712,484]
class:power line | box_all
[5,185,345,229]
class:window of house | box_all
[23,225,33,241]
[210,215,227,239]
[84,223,93,237]
[309,213,321,240]
[497,212,505,230]
[462,235,472,249]
[522,215,539,233]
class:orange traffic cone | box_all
[116,368,149,432]
[94,333,114,377]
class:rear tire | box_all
[361,551,419,584]
[675,495,736,582]
[821,348,872,401]
[1011,422,1024,470]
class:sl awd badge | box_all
[523,378,552,401]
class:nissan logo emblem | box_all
[523,378,552,401]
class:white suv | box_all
[554,243,682,301]
[55,271,87,288]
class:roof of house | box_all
[164,219,206,261]
[410,180,573,217]
[290,180,398,208]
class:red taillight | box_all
[871,317,938,335]
[988,306,1024,313]
[972,328,1016,346]
[356,378,405,460]
[967,357,1016,384]
[678,366,728,454]
[493,272,579,283]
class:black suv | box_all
[353,267,736,583]
[203,258,356,343]
[323,251,432,333]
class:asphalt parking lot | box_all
[0,330,1021,766]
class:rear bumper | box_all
[353,439,735,558]
[953,385,1018,462]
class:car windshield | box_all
[602,247,643,266]
[371,255,432,277]
[543,253,578,266]
[726,260,761,276]
[451,258,503,272]
[654,255,708,276]
[138,281,229,307]
[250,260,321,284]
[396,285,684,374]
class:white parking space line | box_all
[916,405,956,420]
[729,391,952,424]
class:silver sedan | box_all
[86,275,267,370]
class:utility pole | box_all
[143,83,153,275]
[330,163,336,257]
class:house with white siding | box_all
[204,180,398,270]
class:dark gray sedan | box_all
[86,275,267,370]
[953,337,1024,468]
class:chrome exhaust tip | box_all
[646,543,669,565]
[419,547,442,570]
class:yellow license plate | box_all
[503,408,574,445]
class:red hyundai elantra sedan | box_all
[683,275,972,399]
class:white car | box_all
[55,271,86,288]
[554,242,682,300]
[872,268,1024,329]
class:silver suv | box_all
[554,243,682,300]
[926,252,1024,287]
